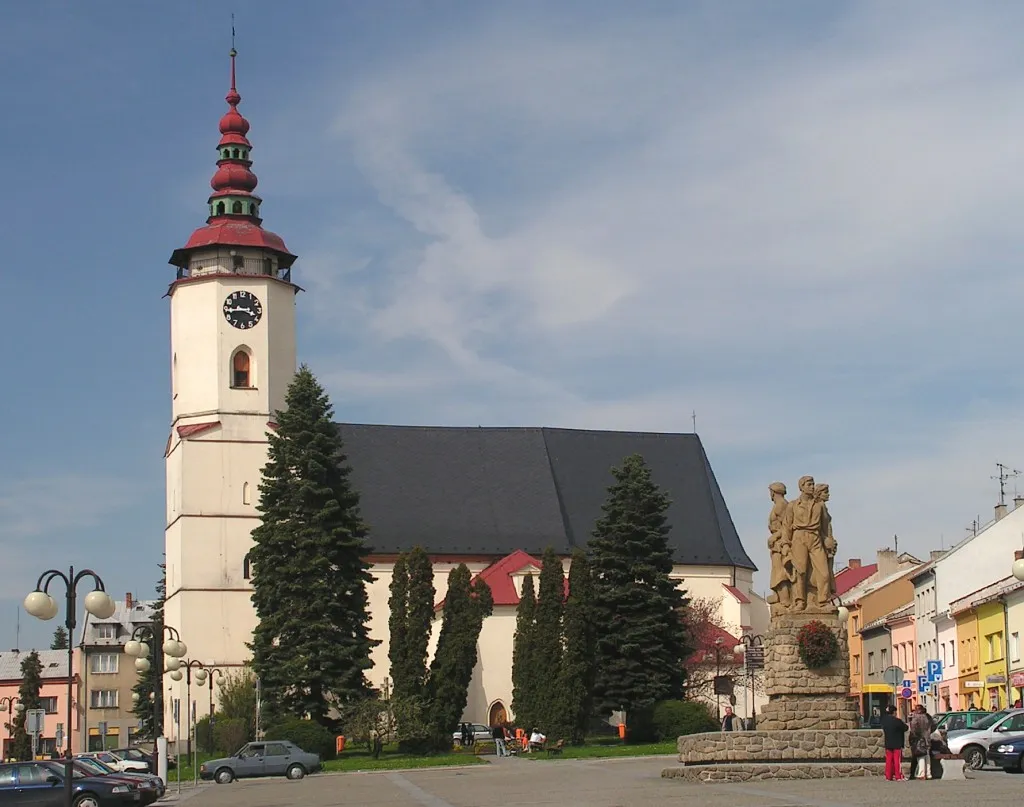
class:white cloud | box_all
[277,2,1024,589]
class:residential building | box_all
[952,600,981,709]
[0,650,80,758]
[160,48,768,732]
[79,596,154,751]
[859,615,894,722]
[1007,584,1024,706]
[934,611,959,711]
[887,604,917,717]
[977,597,1008,710]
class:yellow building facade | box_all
[954,608,981,708]
[977,600,1009,710]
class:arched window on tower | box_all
[250,203,257,216]
[243,552,252,580]
[232,148,240,159]
[232,349,251,388]
[216,201,226,216]
[232,200,243,214]
[242,481,251,505]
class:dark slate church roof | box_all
[334,425,755,570]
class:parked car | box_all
[947,709,1024,769]
[199,740,321,784]
[452,723,495,747]
[0,759,143,806]
[73,755,165,803]
[988,734,1024,772]
[113,746,176,772]
[935,710,1003,735]
[77,750,150,773]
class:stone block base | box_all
[662,762,886,782]
[677,729,884,764]
[758,696,861,731]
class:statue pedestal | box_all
[759,610,860,731]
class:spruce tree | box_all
[10,652,42,760]
[405,547,435,699]
[589,454,692,716]
[50,627,68,651]
[132,563,166,738]
[559,549,596,744]
[425,564,493,748]
[532,548,565,733]
[249,365,378,727]
[510,574,537,732]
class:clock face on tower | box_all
[223,290,263,329]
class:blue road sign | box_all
[902,679,914,689]
[917,675,931,694]
[926,659,943,682]
[901,687,914,699]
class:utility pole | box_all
[992,463,1021,506]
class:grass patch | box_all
[528,739,677,760]
[324,753,486,772]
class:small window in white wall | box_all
[243,553,252,580]
[1013,632,1020,662]
[232,349,252,388]
[243,481,251,505]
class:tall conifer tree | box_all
[589,454,691,715]
[387,555,410,696]
[532,548,565,730]
[249,366,378,726]
[132,562,166,738]
[387,547,435,702]
[50,627,68,651]
[559,549,596,743]
[511,574,538,732]
[10,652,42,760]
[425,565,492,748]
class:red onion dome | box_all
[211,163,258,193]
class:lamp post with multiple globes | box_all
[124,625,187,748]
[167,660,207,758]
[733,634,765,728]
[200,668,225,755]
[24,567,116,807]
[0,697,23,759]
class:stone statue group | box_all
[767,476,837,612]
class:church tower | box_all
[163,47,298,707]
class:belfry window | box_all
[232,350,251,388]
[232,200,243,214]
[215,201,225,216]
[243,553,252,580]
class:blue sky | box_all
[4,0,1024,649]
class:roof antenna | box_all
[691,410,697,434]
[993,462,1021,506]
[231,12,236,51]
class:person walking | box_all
[721,706,738,731]
[880,704,908,781]
[492,723,507,757]
[908,705,936,780]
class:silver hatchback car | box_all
[947,709,1024,769]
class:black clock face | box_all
[223,290,263,329]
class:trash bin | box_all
[336,735,346,754]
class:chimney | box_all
[930,550,946,562]
[877,548,898,576]
[848,558,861,570]
[125,592,132,609]
[1015,550,1024,562]
[996,503,1008,521]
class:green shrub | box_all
[213,718,251,756]
[652,700,718,739]
[264,717,337,760]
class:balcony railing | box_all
[176,256,292,282]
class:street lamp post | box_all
[713,636,724,719]
[124,624,187,749]
[24,567,115,807]
[733,634,765,729]
[201,668,225,755]
[0,697,23,760]
[167,660,206,758]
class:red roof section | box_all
[687,623,744,665]
[722,584,751,604]
[433,550,577,611]
[177,421,220,438]
[178,219,293,257]
[835,563,878,596]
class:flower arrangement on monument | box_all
[796,620,839,669]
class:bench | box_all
[545,739,566,757]
[910,753,965,781]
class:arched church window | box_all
[232,350,251,388]
[242,481,251,505]
[243,553,252,580]
[216,201,226,216]
[232,200,243,214]
[232,148,240,159]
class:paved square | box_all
[176,756,1024,807]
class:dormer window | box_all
[95,623,117,640]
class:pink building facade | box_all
[888,609,918,718]
[0,649,82,759]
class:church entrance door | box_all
[489,701,507,727]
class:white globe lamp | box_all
[135,657,151,673]
[24,591,58,621]
[169,670,183,682]
[83,590,116,619]
[124,640,142,658]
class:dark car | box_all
[0,759,142,806]
[72,756,164,803]
[199,740,321,784]
[988,735,1024,772]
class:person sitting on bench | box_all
[528,729,546,753]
